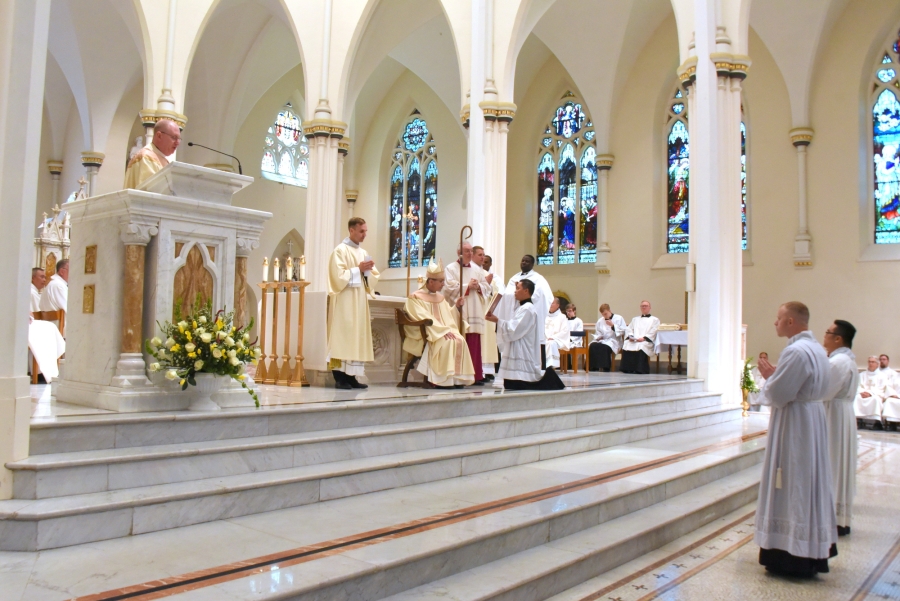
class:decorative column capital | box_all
[119,220,158,246]
[677,57,698,88]
[154,109,188,129]
[790,127,814,147]
[710,53,751,80]
[338,137,351,156]
[597,154,615,170]
[236,236,260,258]
[460,104,471,129]
[80,151,105,168]
[496,102,516,123]
[47,160,63,175]
[303,119,347,139]
[139,108,157,130]
[345,190,359,204]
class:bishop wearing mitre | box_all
[403,259,475,388]
[327,217,380,390]
[443,242,491,384]
[123,119,180,189]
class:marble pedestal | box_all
[55,163,272,412]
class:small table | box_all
[655,330,688,374]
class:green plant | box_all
[740,357,760,393]
[145,297,261,406]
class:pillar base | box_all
[110,353,152,388]
[793,235,812,268]
[595,247,611,274]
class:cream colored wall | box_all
[351,67,469,298]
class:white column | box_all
[790,128,813,267]
[47,160,63,205]
[156,0,177,115]
[0,0,51,499]
[81,151,104,197]
[334,139,348,246]
[683,4,749,403]
[466,0,487,237]
[596,154,613,273]
[491,113,512,282]
[303,129,344,292]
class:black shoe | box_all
[348,376,368,389]
[472,380,485,386]
[332,370,352,390]
[483,374,494,382]
[837,526,851,536]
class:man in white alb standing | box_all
[443,242,491,385]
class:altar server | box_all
[403,259,475,388]
[566,305,585,348]
[544,297,571,369]
[821,319,859,536]
[124,119,179,189]
[39,259,68,315]
[30,267,45,312]
[476,251,500,381]
[748,352,769,411]
[487,280,564,391]
[589,304,626,372]
[444,242,491,384]
[620,301,659,374]
[493,255,553,354]
[877,355,900,428]
[327,218,380,390]
[854,356,885,420]
[754,301,837,578]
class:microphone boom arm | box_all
[187,142,243,175]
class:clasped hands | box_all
[358,259,375,272]
[757,356,777,379]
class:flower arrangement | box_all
[145,299,262,407]
[740,357,760,393]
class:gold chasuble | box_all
[403,289,475,387]
[124,142,169,189]
[327,239,380,373]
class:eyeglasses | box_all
[824,330,839,337]
[159,130,181,142]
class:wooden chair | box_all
[560,332,589,374]
[394,308,433,388]
[31,309,65,384]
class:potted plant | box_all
[740,357,760,417]
[146,299,261,410]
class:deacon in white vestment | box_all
[620,301,659,374]
[403,259,475,388]
[589,304,626,372]
[877,355,900,426]
[487,279,564,391]
[327,218,380,389]
[493,255,554,356]
[30,267,46,313]
[754,302,837,578]
[544,297,571,369]
[821,320,860,535]
[39,260,69,319]
[854,356,885,420]
[566,305,585,348]
[476,252,500,379]
[443,242,491,384]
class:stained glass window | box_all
[666,87,690,254]
[536,92,596,265]
[873,28,900,244]
[388,114,438,268]
[741,120,748,250]
[261,104,309,187]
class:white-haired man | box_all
[124,118,181,189]
[443,242,491,385]
[854,356,886,424]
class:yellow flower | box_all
[185,331,192,340]
[188,352,197,358]
[180,379,186,386]
[171,344,181,353]
[238,374,246,381]
[192,320,198,329]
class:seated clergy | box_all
[620,300,660,374]
[544,296,571,369]
[39,259,69,316]
[566,304,584,348]
[589,303,626,372]
[402,259,475,388]
[878,354,900,428]
[31,267,46,313]
[854,356,886,421]
[487,279,564,391]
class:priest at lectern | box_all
[123,119,180,189]
[403,259,475,388]
[327,217,380,390]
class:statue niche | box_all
[172,242,215,317]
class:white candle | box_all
[262,257,269,282]
[298,255,307,281]
[286,256,293,281]
[273,257,280,282]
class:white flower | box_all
[177,321,188,329]
[165,337,175,349]
[149,362,161,372]
[225,336,235,347]
[212,348,223,359]
[195,327,205,335]
[194,360,204,370]
[185,342,196,353]
[253,347,262,358]
[200,333,212,343]
[216,330,226,341]
[229,356,241,366]
[198,316,207,324]
[165,369,178,380]
[150,337,162,348]
[157,350,167,359]
[227,349,237,359]
[242,333,250,342]
[237,340,245,349]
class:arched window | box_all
[388,113,438,268]
[536,92,597,265]
[666,86,690,254]
[741,117,748,250]
[873,27,900,244]
[261,103,309,187]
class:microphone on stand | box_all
[186,142,243,175]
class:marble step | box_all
[10,391,724,499]
[380,469,760,601]
[28,379,706,455]
[0,405,741,550]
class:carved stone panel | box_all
[173,244,213,316]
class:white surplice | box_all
[754,331,837,560]
[443,261,491,334]
[591,313,627,354]
[544,309,570,369]
[823,347,859,528]
[623,315,660,356]
[496,301,543,382]
[28,319,65,381]
[567,317,585,348]
[39,274,67,313]
[854,370,885,419]
[879,367,900,422]
[494,270,553,347]
[748,366,767,409]
[30,284,42,313]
